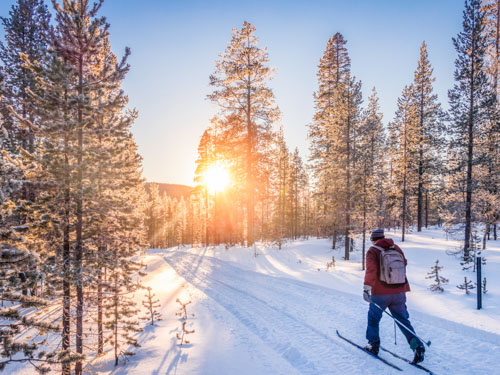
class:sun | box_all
[203,164,230,192]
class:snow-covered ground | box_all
[15,227,500,374]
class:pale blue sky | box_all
[0,0,464,185]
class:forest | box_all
[0,0,498,374]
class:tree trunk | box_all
[62,86,71,375]
[402,109,408,242]
[114,277,119,366]
[246,34,255,247]
[97,251,104,355]
[362,173,367,270]
[464,15,477,259]
[345,92,351,260]
[425,190,429,228]
[62,153,71,375]
[417,87,424,232]
[75,53,84,375]
[417,151,423,232]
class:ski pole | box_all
[393,320,397,345]
[369,298,431,347]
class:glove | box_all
[363,285,372,303]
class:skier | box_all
[363,228,425,364]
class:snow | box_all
[12,227,500,374]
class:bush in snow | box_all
[481,277,488,294]
[175,298,195,345]
[175,298,195,320]
[176,321,195,346]
[426,260,449,292]
[326,256,335,270]
[457,277,475,295]
[142,287,162,326]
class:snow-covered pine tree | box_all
[448,0,491,259]
[411,41,445,232]
[308,33,362,259]
[425,260,449,292]
[17,1,146,372]
[388,86,419,241]
[208,21,280,246]
[0,77,64,372]
[0,0,50,156]
[54,2,146,371]
[457,276,475,294]
[88,111,146,356]
[19,37,79,374]
[94,133,146,358]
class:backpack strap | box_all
[372,244,395,252]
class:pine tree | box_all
[0,0,50,155]
[16,1,146,372]
[275,126,289,247]
[425,260,449,292]
[388,86,419,241]
[194,128,214,246]
[208,21,280,246]
[411,42,445,231]
[457,276,475,294]
[289,148,307,239]
[480,0,499,241]
[142,287,162,326]
[103,247,143,366]
[0,76,64,372]
[309,33,362,259]
[448,0,490,258]
[357,87,385,269]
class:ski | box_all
[380,346,436,374]
[336,330,403,371]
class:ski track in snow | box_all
[163,251,499,375]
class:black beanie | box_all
[370,228,385,241]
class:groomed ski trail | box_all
[163,250,498,375]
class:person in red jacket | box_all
[363,228,425,364]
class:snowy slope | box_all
[13,228,500,374]
[85,227,499,375]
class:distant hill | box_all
[145,183,193,200]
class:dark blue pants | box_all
[366,293,421,348]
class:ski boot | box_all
[364,341,380,355]
[410,338,425,364]
[412,345,425,364]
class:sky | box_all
[0,0,465,186]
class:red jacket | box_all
[364,238,410,295]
